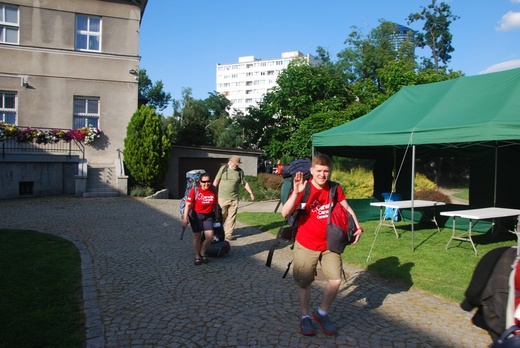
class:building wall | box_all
[0,156,79,199]
[216,51,319,115]
[0,0,142,164]
[164,145,263,198]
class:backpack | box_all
[276,158,312,222]
[179,169,206,217]
[326,195,357,254]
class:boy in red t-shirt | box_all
[282,154,363,336]
[182,173,219,265]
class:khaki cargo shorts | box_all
[293,240,342,288]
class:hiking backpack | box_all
[275,158,312,221]
[179,169,206,217]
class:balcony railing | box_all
[1,126,85,160]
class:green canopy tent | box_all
[312,67,520,250]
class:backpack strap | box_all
[266,182,310,270]
[221,164,244,182]
[324,181,347,280]
[326,181,339,221]
[266,181,313,276]
[216,164,226,181]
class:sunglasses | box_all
[200,180,211,183]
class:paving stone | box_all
[0,196,493,347]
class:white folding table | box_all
[370,200,447,238]
[440,207,520,256]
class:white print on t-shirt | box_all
[309,199,331,220]
[197,192,215,205]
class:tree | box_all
[407,0,460,72]
[124,105,172,190]
[245,58,355,158]
[337,20,416,92]
[138,69,172,112]
[164,88,236,147]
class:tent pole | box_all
[494,145,498,206]
[411,145,416,252]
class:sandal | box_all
[201,255,209,264]
[194,258,202,265]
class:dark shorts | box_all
[188,210,215,233]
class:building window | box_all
[0,4,19,44]
[0,91,16,124]
[19,181,33,196]
[75,15,101,51]
[73,97,99,128]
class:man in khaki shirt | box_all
[213,155,254,241]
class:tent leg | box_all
[411,145,416,252]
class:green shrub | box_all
[332,167,374,198]
[239,174,283,201]
[258,172,284,190]
[124,105,173,190]
[415,172,437,191]
[130,186,154,197]
[239,167,438,202]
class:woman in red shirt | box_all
[182,174,219,265]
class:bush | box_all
[415,172,437,191]
[124,105,172,190]
[238,168,439,202]
[333,167,374,198]
[130,186,154,197]
[415,189,451,203]
[258,172,283,190]
[239,174,283,201]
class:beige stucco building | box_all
[0,0,148,199]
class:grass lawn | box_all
[237,212,518,304]
[453,187,470,201]
[0,229,85,348]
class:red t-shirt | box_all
[294,179,346,251]
[186,186,217,214]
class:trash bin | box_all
[382,192,401,221]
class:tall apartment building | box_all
[216,51,319,115]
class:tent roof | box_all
[313,68,520,149]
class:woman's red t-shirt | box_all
[186,186,217,214]
[294,179,346,251]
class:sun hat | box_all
[230,155,242,165]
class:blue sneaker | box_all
[313,311,337,335]
[300,316,315,336]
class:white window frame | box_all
[73,96,100,128]
[0,91,17,124]
[0,3,19,44]
[75,14,101,52]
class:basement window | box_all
[19,181,33,196]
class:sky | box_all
[138,0,520,115]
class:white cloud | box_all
[480,60,520,74]
[497,11,520,30]
[512,0,520,3]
